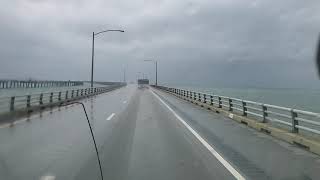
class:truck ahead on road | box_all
[137,79,149,89]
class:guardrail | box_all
[0,84,126,119]
[154,86,320,136]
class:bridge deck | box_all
[0,85,319,180]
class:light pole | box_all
[91,29,125,87]
[123,68,126,83]
[144,60,158,86]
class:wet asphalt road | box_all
[0,85,320,180]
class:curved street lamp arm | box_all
[94,29,125,36]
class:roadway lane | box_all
[1,85,319,180]
[153,87,320,180]
[73,86,237,180]
[0,85,137,180]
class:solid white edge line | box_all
[106,113,116,121]
[150,90,246,180]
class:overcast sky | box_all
[1,0,319,88]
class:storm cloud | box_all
[0,0,319,88]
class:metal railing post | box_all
[193,92,196,100]
[39,93,43,105]
[228,98,233,111]
[65,91,68,100]
[218,96,222,108]
[81,89,83,96]
[242,101,247,116]
[210,95,213,105]
[10,97,15,111]
[26,95,31,108]
[58,92,62,101]
[291,109,299,133]
[71,90,74,98]
[50,93,53,103]
[203,94,207,104]
[198,93,201,102]
[262,104,267,123]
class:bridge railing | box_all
[0,80,84,89]
[0,84,126,116]
[154,86,320,137]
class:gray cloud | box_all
[0,0,319,88]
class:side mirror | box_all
[317,35,320,78]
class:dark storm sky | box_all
[1,0,319,88]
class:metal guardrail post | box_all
[71,90,74,98]
[10,97,15,111]
[218,96,222,108]
[262,104,267,123]
[65,91,68,100]
[194,92,196,100]
[198,93,201,102]
[81,89,83,96]
[291,109,299,133]
[58,92,62,101]
[242,101,247,116]
[26,95,31,108]
[39,93,43,105]
[50,93,53,103]
[228,98,233,111]
[210,95,213,105]
[204,94,207,103]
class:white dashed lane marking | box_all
[106,113,116,121]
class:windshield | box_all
[1,0,320,180]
